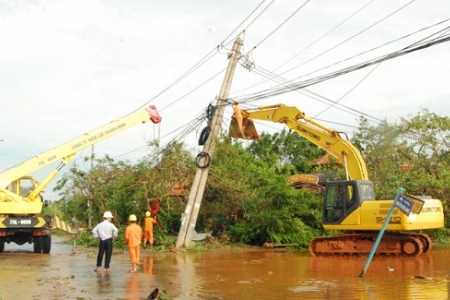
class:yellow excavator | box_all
[230,103,444,256]
[0,105,161,253]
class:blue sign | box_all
[396,194,413,216]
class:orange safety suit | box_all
[143,216,157,245]
[125,222,142,265]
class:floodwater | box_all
[152,248,450,300]
[0,237,449,300]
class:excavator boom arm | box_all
[236,104,368,180]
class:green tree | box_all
[352,111,450,203]
[351,117,403,198]
[55,107,450,248]
[396,109,450,222]
[246,129,325,176]
[54,141,193,230]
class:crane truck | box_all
[230,104,444,256]
[0,105,161,253]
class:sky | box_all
[1,0,449,200]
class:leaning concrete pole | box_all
[176,37,243,248]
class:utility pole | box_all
[176,36,243,248]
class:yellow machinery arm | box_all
[0,105,161,207]
[230,103,444,256]
[230,104,368,181]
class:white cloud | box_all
[1,0,449,199]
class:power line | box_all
[280,0,417,78]
[271,0,376,75]
[238,26,450,104]
[115,6,450,160]
[249,0,311,51]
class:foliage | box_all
[352,117,404,197]
[229,186,323,247]
[55,108,450,249]
[75,229,99,247]
[246,129,325,175]
[352,110,450,224]
[54,141,193,229]
[204,135,323,246]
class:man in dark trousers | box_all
[92,211,118,274]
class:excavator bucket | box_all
[229,117,261,141]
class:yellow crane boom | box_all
[0,104,161,254]
[0,105,161,210]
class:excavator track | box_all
[309,233,431,257]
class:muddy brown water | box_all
[0,236,449,299]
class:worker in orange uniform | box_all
[143,211,157,250]
[125,214,142,273]
[232,99,244,138]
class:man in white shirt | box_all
[92,211,118,273]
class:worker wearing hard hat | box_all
[125,214,143,273]
[92,211,118,274]
[143,211,157,250]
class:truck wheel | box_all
[33,237,43,253]
[42,235,51,254]
[0,237,5,252]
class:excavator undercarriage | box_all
[309,232,432,257]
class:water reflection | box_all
[2,239,449,299]
[126,273,140,300]
[96,273,113,294]
[149,249,450,300]
[143,255,154,275]
[175,254,198,298]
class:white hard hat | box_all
[129,214,137,221]
[233,99,239,104]
[103,211,113,218]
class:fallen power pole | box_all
[175,36,243,248]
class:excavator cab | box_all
[322,180,374,224]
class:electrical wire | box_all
[208,0,272,52]
[230,0,420,129]
[116,5,450,161]
[273,0,376,75]
[237,24,450,104]
[116,1,336,155]
[281,0,417,78]
[160,69,225,112]
[210,22,450,150]
[249,0,311,52]
[288,18,450,84]
[312,64,382,119]
[226,2,420,132]
[231,0,376,98]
